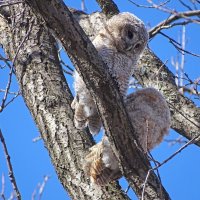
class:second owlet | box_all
[71,12,148,134]
[84,88,171,185]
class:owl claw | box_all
[83,137,121,185]
[74,117,87,130]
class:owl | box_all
[71,12,148,135]
[83,88,171,185]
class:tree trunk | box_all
[0,3,130,200]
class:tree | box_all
[0,0,199,199]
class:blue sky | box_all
[0,1,200,200]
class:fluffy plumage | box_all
[71,12,170,186]
[71,12,148,134]
[84,88,171,185]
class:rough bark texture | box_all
[25,0,171,200]
[96,0,119,18]
[0,3,130,200]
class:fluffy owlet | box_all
[71,12,148,134]
[84,88,171,185]
[71,12,171,185]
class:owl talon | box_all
[83,136,121,185]
[74,118,87,130]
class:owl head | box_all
[105,12,148,57]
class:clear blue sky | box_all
[0,1,200,200]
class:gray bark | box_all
[0,3,130,200]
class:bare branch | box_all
[0,66,14,112]
[142,133,200,199]
[57,46,74,75]
[178,0,193,11]
[3,91,20,108]
[96,0,119,18]
[32,136,42,143]
[81,0,87,12]
[38,176,50,200]
[0,173,6,200]
[128,0,171,9]
[159,31,200,57]
[164,136,187,146]
[0,129,21,200]
[31,175,50,200]
[149,10,200,38]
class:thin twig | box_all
[81,0,87,12]
[179,25,186,94]
[4,92,20,108]
[159,31,200,57]
[32,136,42,143]
[178,0,193,11]
[149,10,200,38]
[0,19,34,112]
[57,46,74,73]
[128,0,170,9]
[0,129,21,200]
[165,136,187,146]
[1,173,6,200]
[142,134,200,199]
[125,185,130,194]
[31,175,50,200]
[0,89,19,95]
[38,176,50,200]
[63,68,73,76]
[0,65,14,113]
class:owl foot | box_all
[71,99,88,129]
[83,136,121,185]
[72,96,102,135]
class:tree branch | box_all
[95,0,119,18]
[149,10,200,38]
[0,129,21,200]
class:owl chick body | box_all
[71,12,148,135]
[84,88,171,185]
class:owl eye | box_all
[127,30,133,39]
[134,42,141,49]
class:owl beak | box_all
[126,45,133,51]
